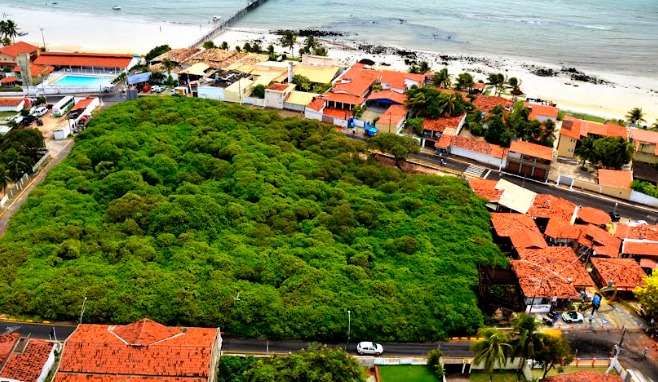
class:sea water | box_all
[5,0,658,77]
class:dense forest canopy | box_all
[0,98,504,341]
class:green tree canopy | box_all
[279,30,297,57]
[634,269,658,320]
[534,334,574,379]
[145,44,172,61]
[367,133,420,169]
[470,327,513,382]
[626,107,646,126]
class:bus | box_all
[52,96,75,117]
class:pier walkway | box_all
[189,0,270,48]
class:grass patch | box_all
[469,372,518,381]
[562,110,607,123]
[378,365,439,382]
[0,111,18,119]
[531,365,615,379]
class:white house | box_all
[0,97,26,112]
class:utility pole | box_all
[618,326,626,347]
[40,28,46,51]
[79,296,88,325]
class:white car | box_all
[561,310,584,323]
[32,107,48,117]
[356,341,383,356]
[151,85,164,93]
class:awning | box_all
[180,63,209,76]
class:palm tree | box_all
[439,93,463,117]
[433,68,451,89]
[454,72,475,92]
[405,89,428,118]
[626,107,646,126]
[574,136,597,166]
[0,164,11,196]
[511,314,543,381]
[4,148,28,181]
[486,73,506,96]
[507,77,523,100]
[279,30,297,57]
[161,58,175,82]
[1,19,19,43]
[471,327,513,382]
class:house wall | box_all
[36,345,58,382]
[264,90,285,109]
[630,190,658,208]
[208,329,223,382]
[305,108,323,121]
[451,146,505,168]
[283,102,306,112]
[242,97,265,107]
[0,52,15,64]
[197,86,225,101]
[0,100,24,112]
[634,149,658,164]
[557,134,577,158]
[600,185,632,200]
[376,119,404,134]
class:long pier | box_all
[190,0,270,48]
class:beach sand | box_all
[4,5,658,122]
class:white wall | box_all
[0,100,24,112]
[283,102,305,112]
[630,190,658,208]
[243,97,266,107]
[36,345,57,382]
[451,146,505,168]
[305,108,323,121]
[197,86,225,101]
[265,91,285,109]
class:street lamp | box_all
[79,296,88,325]
[40,28,46,51]
[347,310,351,343]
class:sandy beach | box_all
[4,4,658,122]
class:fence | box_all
[0,151,50,210]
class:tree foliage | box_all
[0,98,505,341]
[575,136,634,169]
[467,104,555,148]
[470,327,513,382]
[0,128,46,180]
[251,84,266,99]
[244,345,366,382]
[279,30,297,57]
[534,333,574,379]
[634,269,658,320]
[405,87,471,119]
[145,44,172,61]
[367,133,420,169]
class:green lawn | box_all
[561,110,607,123]
[531,366,615,379]
[469,371,518,381]
[378,365,439,382]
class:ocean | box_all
[4,0,658,77]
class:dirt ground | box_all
[34,111,74,157]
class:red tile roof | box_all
[14,63,55,77]
[332,63,379,96]
[435,134,452,149]
[577,207,611,226]
[376,104,407,127]
[598,169,632,189]
[472,96,513,114]
[322,91,365,105]
[629,127,658,155]
[578,224,621,257]
[0,42,39,59]
[516,247,594,287]
[509,140,553,161]
[528,194,576,221]
[379,70,424,90]
[1,76,17,84]
[56,318,218,381]
[622,240,658,257]
[467,178,503,202]
[640,257,658,269]
[569,119,629,139]
[524,102,559,120]
[559,120,582,140]
[439,135,507,158]
[544,371,623,382]
[0,97,25,107]
[511,260,581,299]
[307,97,324,112]
[423,115,465,133]
[72,97,96,111]
[267,83,289,91]
[0,333,55,382]
[491,213,538,237]
[510,230,547,249]
[615,224,658,241]
[34,52,134,69]
[591,258,646,290]
[56,375,206,382]
[366,89,407,105]
[323,107,351,120]
[544,218,581,240]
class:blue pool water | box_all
[55,75,111,87]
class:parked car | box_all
[151,85,165,93]
[356,341,383,356]
[32,107,48,117]
[36,118,43,126]
[561,310,584,323]
[20,115,37,127]
[542,311,560,326]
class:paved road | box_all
[0,321,77,341]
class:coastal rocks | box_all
[271,29,345,37]
[524,65,611,85]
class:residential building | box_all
[467,178,502,204]
[575,206,611,227]
[524,102,559,123]
[494,179,538,214]
[556,119,580,158]
[506,140,553,181]
[615,223,658,241]
[33,52,138,74]
[621,239,658,272]
[0,333,57,382]
[421,114,465,147]
[629,127,658,164]
[375,105,407,134]
[54,318,222,382]
[544,218,582,246]
[471,95,513,115]
[1,77,18,87]
[490,212,541,252]
[436,135,507,168]
[597,169,633,199]
[0,42,40,67]
[528,194,576,232]
[590,258,646,291]
[264,83,295,109]
[577,224,621,258]
[0,97,27,112]
[13,63,54,84]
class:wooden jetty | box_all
[189,0,270,48]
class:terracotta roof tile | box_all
[528,195,576,221]
[578,224,621,257]
[332,63,379,96]
[598,169,632,189]
[629,127,658,145]
[0,42,39,59]
[55,376,207,382]
[13,63,55,77]
[510,230,547,249]
[640,257,658,269]
[58,319,218,379]
[0,98,25,107]
[423,115,465,133]
[516,247,594,287]
[577,207,611,226]
[622,240,658,257]
[524,102,559,120]
[468,178,503,202]
[1,77,17,84]
[571,119,629,139]
[615,224,658,241]
[34,52,134,68]
[379,69,424,90]
[544,218,581,240]
[267,83,289,91]
[376,105,407,127]
[509,141,553,161]
[72,97,96,111]
[472,96,513,114]
[435,134,452,149]
[366,89,407,104]
[152,48,202,64]
[511,260,581,299]
[323,107,351,120]
[559,120,582,140]
[591,257,646,290]
[544,371,623,382]
[307,97,325,112]
[1,338,54,382]
[491,213,538,237]
[0,333,20,366]
[322,92,365,105]
[444,135,507,158]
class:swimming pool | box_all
[54,75,112,88]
